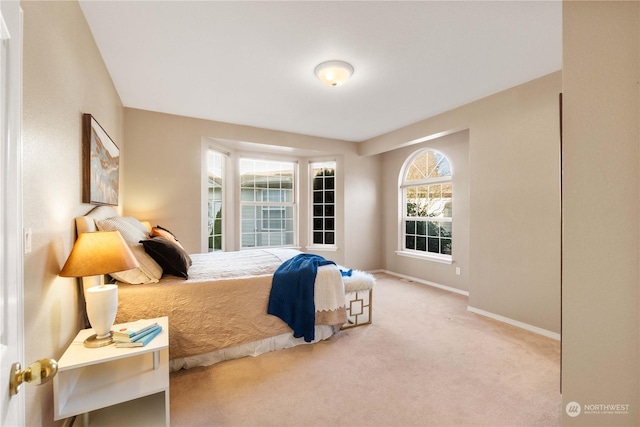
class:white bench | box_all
[341,270,375,330]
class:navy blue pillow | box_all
[140,237,190,279]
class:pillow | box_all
[151,225,187,252]
[140,238,190,279]
[120,216,151,236]
[96,217,163,284]
[150,225,191,265]
[155,224,177,237]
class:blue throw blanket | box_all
[267,253,336,342]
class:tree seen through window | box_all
[402,150,452,257]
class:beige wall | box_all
[360,72,562,335]
[21,1,124,426]
[562,2,639,425]
[380,130,470,293]
[24,2,640,426]
[123,108,382,270]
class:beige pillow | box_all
[120,216,151,236]
[96,217,163,284]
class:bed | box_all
[76,206,348,370]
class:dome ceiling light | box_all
[314,60,354,87]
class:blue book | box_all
[115,325,162,348]
[112,320,159,341]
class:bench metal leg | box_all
[341,289,372,330]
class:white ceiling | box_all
[79,1,562,142]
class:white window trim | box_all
[396,250,453,264]
[399,149,453,261]
[400,175,451,188]
[309,160,337,249]
[261,206,287,231]
[401,187,453,260]
[239,157,298,249]
[202,144,229,252]
[240,202,297,248]
[304,245,339,252]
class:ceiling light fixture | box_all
[314,60,354,87]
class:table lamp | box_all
[60,230,139,348]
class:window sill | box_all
[305,245,339,252]
[241,246,302,251]
[395,250,453,264]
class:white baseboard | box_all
[467,306,561,341]
[380,270,469,296]
[375,270,560,341]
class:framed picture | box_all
[82,114,119,206]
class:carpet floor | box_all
[169,273,561,427]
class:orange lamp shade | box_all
[59,231,139,277]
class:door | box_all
[0,1,24,425]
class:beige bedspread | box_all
[115,248,347,359]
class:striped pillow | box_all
[96,217,163,284]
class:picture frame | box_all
[82,113,119,206]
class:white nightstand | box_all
[54,316,170,426]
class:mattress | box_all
[115,248,347,360]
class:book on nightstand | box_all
[115,325,163,348]
[113,324,161,344]
[112,320,159,342]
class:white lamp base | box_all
[84,284,118,348]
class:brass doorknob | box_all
[9,358,58,396]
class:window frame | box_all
[308,161,337,250]
[261,206,287,231]
[397,149,453,264]
[239,157,297,249]
[205,147,226,252]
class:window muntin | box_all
[240,159,295,248]
[405,150,452,182]
[402,150,452,258]
[207,149,224,252]
[310,162,336,246]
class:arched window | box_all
[400,149,452,259]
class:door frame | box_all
[0,0,25,425]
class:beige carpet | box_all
[169,273,561,427]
